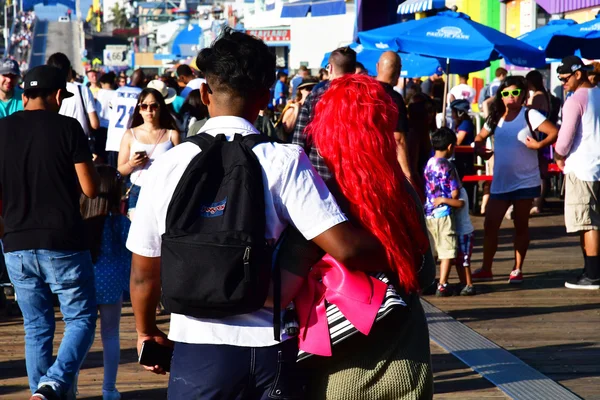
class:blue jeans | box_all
[168,338,305,399]
[5,250,97,397]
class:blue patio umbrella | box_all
[358,11,546,119]
[518,19,577,52]
[546,14,600,59]
[321,43,489,78]
[358,12,545,68]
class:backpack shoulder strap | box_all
[524,108,539,140]
[240,133,278,147]
[184,132,220,152]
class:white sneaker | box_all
[505,205,514,220]
[102,389,121,400]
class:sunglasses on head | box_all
[558,72,575,84]
[500,89,522,98]
[139,103,159,111]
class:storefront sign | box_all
[247,28,291,43]
[104,45,131,67]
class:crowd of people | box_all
[10,11,35,65]
[0,26,600,400]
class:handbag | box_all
[524,109,553,179]
[296,255,423,361]
[120,129,167,216]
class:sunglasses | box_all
[139,103,159,111]
[500,89,522,98]
[558,72,575,84]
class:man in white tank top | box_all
[555,56,600,290]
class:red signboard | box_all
[247,29,291,43]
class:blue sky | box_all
[33,0,93,20]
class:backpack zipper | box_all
[243,246,251,282]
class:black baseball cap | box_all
[297,78,318,91]
[450,99,470,113]
[556,55,593,75]
[23,65,73,98]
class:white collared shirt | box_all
[126,116,347,347]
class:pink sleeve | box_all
[556,92,586,156]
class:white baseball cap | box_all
[147,79,177,105]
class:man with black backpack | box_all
[126,28,387,398]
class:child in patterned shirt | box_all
[423,128,462,297]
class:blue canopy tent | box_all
[397,0,446,15]
[281,0,346,18]
[171,24,202,58]
[546,14,600,59]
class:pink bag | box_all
[295,254,388,357]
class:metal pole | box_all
[20,0,23,13]
[441,58,450,127]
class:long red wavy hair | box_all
[307,74,428,293]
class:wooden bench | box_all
[463,165,564,214]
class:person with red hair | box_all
[287,74,434,399]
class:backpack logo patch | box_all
[199,197,227,218]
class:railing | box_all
[29,17,47,69]
[6,12,18,56]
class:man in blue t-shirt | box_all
[274,70,288,102]
[0,59,23,119]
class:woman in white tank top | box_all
[117,88,180,219]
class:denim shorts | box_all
[127,183,142,210]
[490,186,541,201]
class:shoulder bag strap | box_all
[145,129,167,159]
[524,109,539,140]
[76,84,92,133]
[125,129,167,197]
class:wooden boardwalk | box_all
[427,199,600,400]
[0,199,597,399]
[0,304,506,399]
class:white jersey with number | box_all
[106,86,142,152]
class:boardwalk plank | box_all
[427,201,600,400]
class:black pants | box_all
[168,338,305,400]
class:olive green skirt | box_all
[299,294,434,400]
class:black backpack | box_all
[161,132,282,338]
[548,94,562,125]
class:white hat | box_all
[147,79,177,105]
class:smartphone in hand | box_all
[139,340,173,372]
[135,150,147,158]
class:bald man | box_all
[376,51,412,185]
